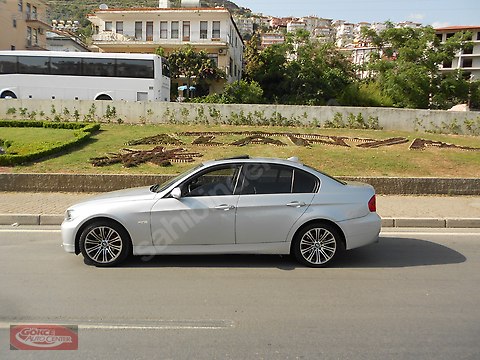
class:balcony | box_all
[25,13,51,29]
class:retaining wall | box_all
[1,173,478,195]
[1,99,479,133]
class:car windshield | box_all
[150,164,204,193]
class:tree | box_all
[361,25,475,109]
[244,30,355,105]
[157,45,225,98]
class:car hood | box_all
[71,186,157,208]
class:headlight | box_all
[65,209,76,221]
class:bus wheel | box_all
[1,91,17,99]
[95,94,112,100]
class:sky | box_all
[236,0,479,27]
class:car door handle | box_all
[286,201,306,208]
[214,204,235,211]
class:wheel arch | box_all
[0,89,18,99]
[75,216,132,255]
[94,93,113,100]
[289,219,346,255]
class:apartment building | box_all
[0,0,50,50]
[87,5,244,91]
[436,26,480,80]
[233,16,254,38]
[260,33,285,49]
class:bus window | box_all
[0,56,17,74]
[18,56,49,74]
[82,58,115,77]
[50,57,82,76]
[116,59,154,79]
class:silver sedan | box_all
[62,156,381,267]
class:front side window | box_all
[181,165,241,197]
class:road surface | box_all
[0,227,479,359]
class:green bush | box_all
[0,120,100,166]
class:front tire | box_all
[293,222,343,267]
[79,221,131,267]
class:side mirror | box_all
[171,187,182,199]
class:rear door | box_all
[235,163,319,244]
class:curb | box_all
[1,214,479,228]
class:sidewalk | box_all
[1,192,480,228]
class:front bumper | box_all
[61,220,78,253]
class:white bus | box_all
[0,51,170,101]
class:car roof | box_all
[202,156,304,167]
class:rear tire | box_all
[293,222,344,267]
[79,220,131,267]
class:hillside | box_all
[47,0,249,24]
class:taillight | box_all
[368,195,376,212]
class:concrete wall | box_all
[1,99,479,134]
[1,173,479,195]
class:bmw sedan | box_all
[62,156,381,267]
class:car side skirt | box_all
[133,242,291,256]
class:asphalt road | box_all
[0,227,479,360]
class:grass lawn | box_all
[2,123,479,177]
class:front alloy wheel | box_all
[293,223,343,267]
[79,221,130,267]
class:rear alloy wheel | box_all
[79,221,130,267]
[293,223,343,267]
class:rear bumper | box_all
[339,213,381,250]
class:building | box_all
[0,0,51,50]
[87,5,244,93]
[260,33,285,48]
[287,21,306,33]
[46,29,90,52]
[233,16,254,38]
[436,26,480,80]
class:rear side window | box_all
[293,169,319,193]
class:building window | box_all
[183,21,190,41]
[229,57,233,77]
[11,45,16,50]
[146,21,153,41]
[18,0,23,12]
[212,21,220,39]
[436,33,443,42]
[442,60,452,68]
[135,21,142,40]
[463,45,473,55]
[462,58,473,68]
[32,5,37,20]
[200,21,208,39]
[26,26,32,47]
[105,21,112,32]
[207,53,218,67]
[160,21,168,39]
[26,3,31,18]
[116,21,123,34]
[33,28,38,45]
[477,32,480,41]
[171,21,179,39]
[446,32,455,39]
[13,19,17,28]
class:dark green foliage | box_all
[0,121,100,166]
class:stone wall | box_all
[1,173,478,195]
[1,99,479,134]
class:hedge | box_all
[0,120,100,166]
